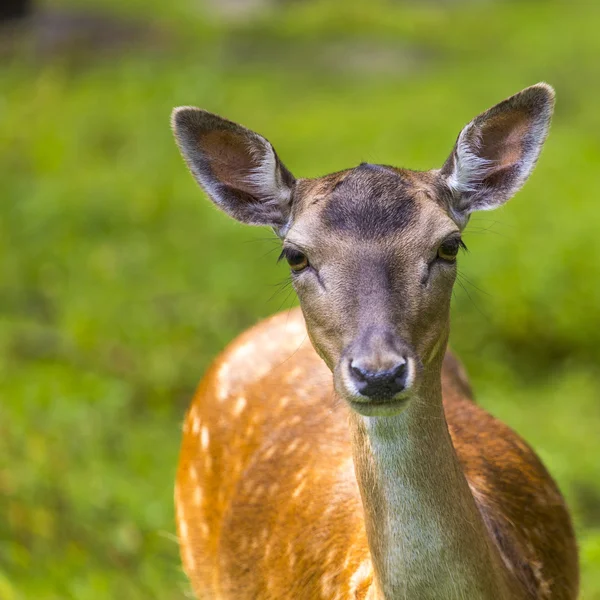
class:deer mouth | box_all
[347,395,411,417]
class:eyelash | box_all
[277,248,298,265]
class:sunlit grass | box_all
[1,0,599,597]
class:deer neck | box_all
[348,356,513,600]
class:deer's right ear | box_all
[171,107,296,236]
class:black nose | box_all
[349,360,408,399]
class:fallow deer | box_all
[171,84,578,599]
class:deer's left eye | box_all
[437,237,462,262]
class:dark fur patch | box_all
[323,164,417,237]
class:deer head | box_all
[172,84,554,416]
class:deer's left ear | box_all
[172,107,296,236]
[440,83,555,228]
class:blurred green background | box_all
[1,0,600,597]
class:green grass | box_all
[1,0,600,597]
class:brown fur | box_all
[172,84,578,599]
[176,309,578,599]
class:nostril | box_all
[350,363,368,382]
[391,361,407,382]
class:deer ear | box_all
[440,83,555,227]
[171,107,296,236]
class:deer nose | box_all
[349,359,408,399]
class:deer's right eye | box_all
[282,249,309,272]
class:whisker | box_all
[469,216,513,227]
[260,245,285,260]
[275,333,309,370]
[454,278,490,321]
[464,226,511,239]
[275,285,296,314]
[266,278,293,304]
[456,271,491,298]
[241,235,280,244]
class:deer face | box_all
[172,84,554,416]
[281,167,460,415]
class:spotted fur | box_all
[172,85,578,600]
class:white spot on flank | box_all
[285,320,304,335]
[295,466,308,481]
[233,396,247,416]
[349,560,371,596]
[175,496,196,572]
[179,518,188,540]
[292,479,307,498]
[216,362,231,401]
[194,486,203,506]
[201,426,209,450]
[189,465,198,482]
[284,439,300,455]
[286,540,298,570]
[182,541,196,574]
[234,341,255,360]
[192,416,200,435]
[287,366,302,381]
[321,572,337,598]
[264,445,277,460]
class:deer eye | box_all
[437,237,463,262]
[284,249,309,272]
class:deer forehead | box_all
[288,164,456,252]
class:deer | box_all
[171,84,579,600]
